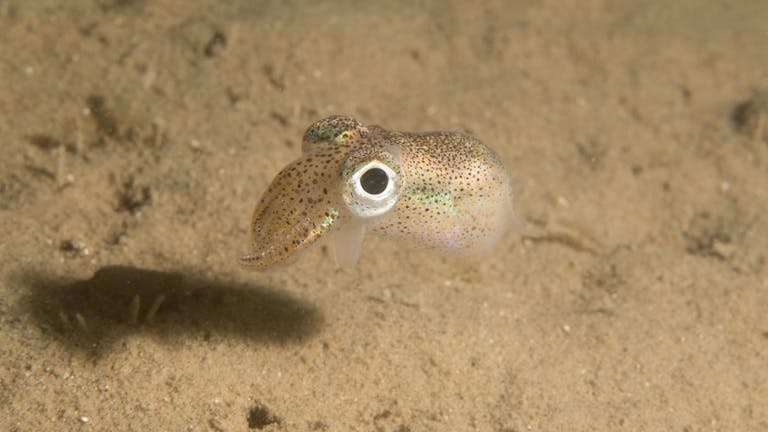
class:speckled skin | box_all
[241,115,514,270]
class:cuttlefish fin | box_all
[332,219,366,268]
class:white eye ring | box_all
[345,161,398,218]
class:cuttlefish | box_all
[240,115,514,270]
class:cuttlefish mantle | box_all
[240,115,514,271]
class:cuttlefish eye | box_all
[345,160,399,218]
[359,167,388,194]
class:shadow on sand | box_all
[15,265,323,357]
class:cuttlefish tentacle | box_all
[241,116,514,271]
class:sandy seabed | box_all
[1,1,767,431]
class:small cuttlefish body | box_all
[241,115,515,270]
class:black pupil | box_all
[360,167,389,195]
